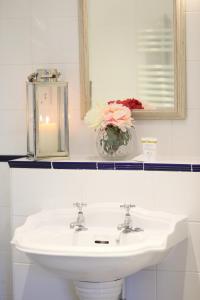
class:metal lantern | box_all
[26,69,69,160]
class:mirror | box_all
[79,0,186,120]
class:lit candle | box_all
[39,116,58,154]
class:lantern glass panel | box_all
[27,81,69,159]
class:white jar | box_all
[141,137,158,162]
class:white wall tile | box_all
[32,0,78,18]
[0,65,32,111]
[11,216,31,264]
[126,271,156,300]
[0,0,31,19]
[69,110,97,156]
[0,111,26,155]
[1,295,12,300]
[11,169,86,216]
[0,110,26,135]
[0,164,11,299]
[0,19,31,65]
[154,172,200,221]
[171,109,200,157]
[83,170,157,209]
[187,61,200,109]
[157,271,200,300]
[0,163,10,207]
[12,244,30,266]
[135,120,172,157]
[186,12,200,61]
[186,0,200,12]
[10,169,200,300]
[0,134,26,155]
[0,207,10,250]
[12,169,200,220]
[13,263,78,300]
[0,251,12,298]
[31,17,79,64]
[1,1,200,300]
[158,222,200,273]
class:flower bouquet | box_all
[85,98,143,160]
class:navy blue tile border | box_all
[115,162,143,170]
[192,164,200,172]
[6,158,200,173]
[0,155,26,162]
[97,162,115,170]
[144,163,191,172]
[53,161,97,170]
[8,160,51,169]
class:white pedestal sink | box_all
[12,203,187,300]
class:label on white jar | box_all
[141,137,157,162]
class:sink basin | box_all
[12,203,187,300]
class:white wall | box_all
[0,163,11,300]
[0,0,200,300]
[10,168,200,300]
[0,0,80,299]
[0,0,199,158]
[0,0,79,155]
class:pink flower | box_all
[102,103,133,130]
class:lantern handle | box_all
[28,72,38,82]
[28,69,61,83]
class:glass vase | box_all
[96,125,134,161]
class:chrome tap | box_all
[117,204,143,233]
[70,202,88,231]
[117,204,135,233]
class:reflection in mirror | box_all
[79,0,186,120]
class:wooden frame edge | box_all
[79,0,186,120]
[78,0,91,119]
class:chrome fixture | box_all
[117,204,143,233]
[26,69,69,160]
[70,202,88,231]
[28,69,61,83]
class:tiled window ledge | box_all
[0,155,25,162]
[3,156,200,172]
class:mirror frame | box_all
[78,0,186,120]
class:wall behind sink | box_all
[0,1,80,299]
[0,0,199,158]
[0,0,200,300]
[0,163,11,300]
[10,168,200,300]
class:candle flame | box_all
[39,115,51,124]
[45,116,50,124]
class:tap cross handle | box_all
[73,202,87,212]
[120,204,135,214]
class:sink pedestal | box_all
[74,279,122,300]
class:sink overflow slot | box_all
[94,240,109,244]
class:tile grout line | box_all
[157,270,200,274]
[155,267,158,300]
